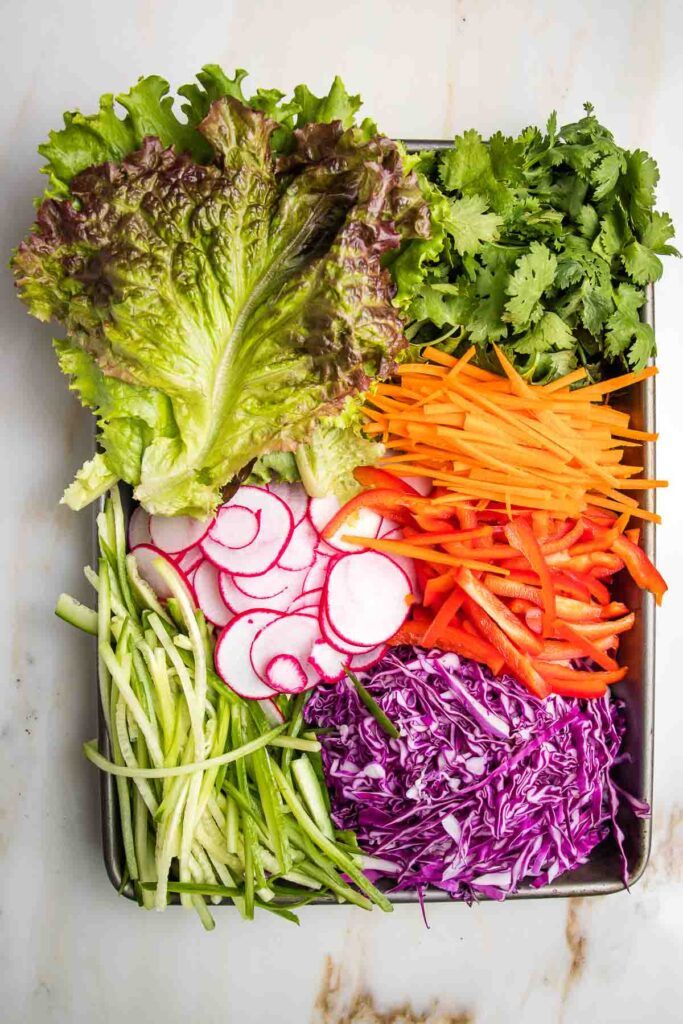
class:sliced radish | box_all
[234,564,306,601]
[279,516,318,571]
[400,475,432,496]
[267,482,309,525]
[265,654,309,694]
[131,544,195,603]
[257,697,285,726]
[209,504,260,549]
[349,645,386,671]
[378,520,402,539]
[303,552,332,593]
[289,588,323,614]
[129,506,152,548]
[309,494,341,534]
[250,613,320,689]
[320,604,375,656]
[176,545,204,574]
[308,640,350,683]
[150,514,212,554]
[324,505,383,553]
[325,551,411,647]
[201,487,293,576]
[194,560,232,628]
[218,572,299,616]
[214,610,281,699]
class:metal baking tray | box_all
[97,140,657,906]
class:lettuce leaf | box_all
[294,399,384,501]
[13,98,428,515]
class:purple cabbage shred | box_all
[305,647,642,902]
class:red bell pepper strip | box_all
[504,519,556,636]
[389,619,504,675]
[421,586,465,647]
[423,570,456,609]
[541,519,585,554]
[321,488,411,540]
[571,614,635,640]
[465,599,550,698]
[353,466,419,495]
[553,621,620,672]
[560,569,609,605]
[539,664,627,686]
[483,576,544,607]
[455,507,478,530]
[538,636,618,661]
[457,568,543,654]
[612,535,668,605]
[547,676,608,699]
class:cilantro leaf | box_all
[621,240,663,284]
[443,196,502,255]
[504,243,557,329]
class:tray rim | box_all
[96,139,656,908]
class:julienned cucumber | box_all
[55,485,391,930]
[55,593,98,635]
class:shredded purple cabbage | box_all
[305,647,641,901]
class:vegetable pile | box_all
[129,483,416,698]
[393,105,678,381]
[18,66,674,925]
[305,648,634,901]
[68,489,393,927]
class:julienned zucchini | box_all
[55,593,98,635]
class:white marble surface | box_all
[1,2,682,1021]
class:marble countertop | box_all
[1,2,681,1021]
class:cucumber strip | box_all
[269,736,321,753]
[246,710,290,874]
[97,559,112,737]
[225,794,240,855]
[115,696,159,816]
[346,670,400,739]
[292,755,334,840]
[272,762,392,913]
[125,553,171,622]
[55,593,98,635]
[232,709,255,919]
[110,487,137,619]
[280,692,307,775]
[133,735,156,910]
[100,642,164,767]
[83,724,284,778]
[154,775,190,910]
[191,895,215,931]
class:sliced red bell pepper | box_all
[389,619,504,675]
[465,599,550,698]
[546,676,608,699]
[538,636,618,661]
[560,569,608,605]
[612,534,668,605]
[455,506,478,530]
[353,466,419,495]
[321,488,412,540]
[421,585,465,647]
[541,519,585,554]
[483,576,544,607]
[553,621,619,672]
[573,614,635,640]
[423,570,456,609]
[531,510,551,540]
[504,518,556,636]
[457,568,543,654]
[539,663,627,686]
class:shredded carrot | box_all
[363,348,664,524]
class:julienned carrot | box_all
[340,534,511,576]
[363,347,665,524]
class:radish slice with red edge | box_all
[257,697,285,726]
[288,589,323,614]
[194,560,232,628]
[214,610,280,699]
[324,506,383,553]
[131,544,195,603]
[303,552,332,593]
[219,572,301,615]
[279,516,318,571]
[267,483,309,525]
[129,506,152,549]
[320,604,375,656]
[349,645,386,671]
[201,487,293,576]
[378,520,401,539]
[309,494,341,534]
[265,654,309,694]
[308,640,350,683]
[400,475,432,496]
[233,564,305,600]
[175,545,204,574]
[150,514,212,555]
[324,551,411,647]
[250,613,320,689]
[209,505,260,549]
